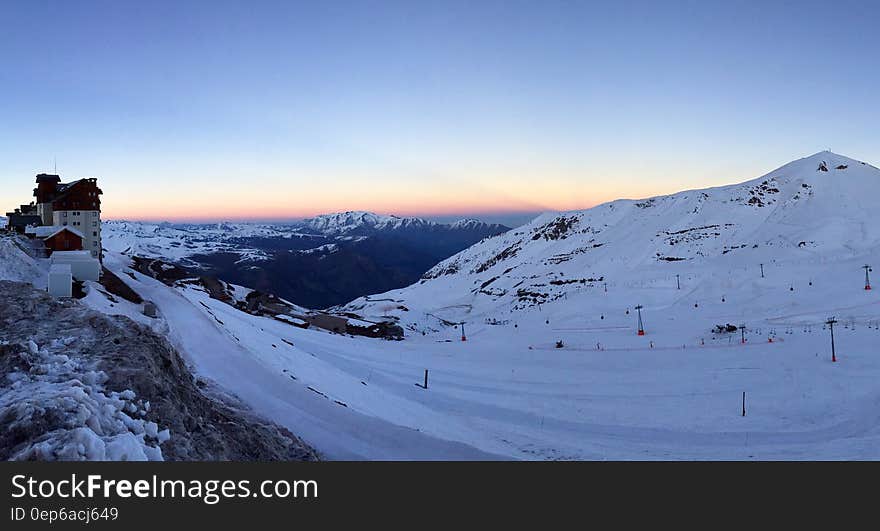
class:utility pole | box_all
[760,263,764,278]
[460,322,467,342]
[864,265,872,290]
[740,324,747,344]
[635,305,645,336]
[676,274,680,290]
[826,317,837,362]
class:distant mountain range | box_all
[102,211,511,308]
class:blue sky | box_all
[1,0,877,224]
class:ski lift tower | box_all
[635,305,645,336]
[864,265,873,290]
[460,321,467,342]
[825,317,838,362]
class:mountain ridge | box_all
[344,151,880,328]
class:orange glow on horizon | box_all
[95,165,697,223]
[99,185,677,222]
[100,202,594,223]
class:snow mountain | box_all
[302,211,436,236]
[346,151,880,328]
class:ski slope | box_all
[101,213,880,458]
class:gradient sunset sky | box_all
[1,1,878,224]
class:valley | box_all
[102,212,509,308]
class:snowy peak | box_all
[772,150,877,176]
[345,151,880,325]
[449,218,504,231]
[302,211,435,235]
[300,211,511,236]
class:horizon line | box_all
[98,207,565,225]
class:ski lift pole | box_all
[635,305,645,336]
[826,317,837,362]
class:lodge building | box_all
[33,174,103,259]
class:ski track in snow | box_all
[102,253,501,459]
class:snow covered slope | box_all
[345,151,880,327]
[101,251,502,459]
[0,234,47,286]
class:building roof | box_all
[31,225,84,239]
[6,214,42,229]
[33,175,102,210]
[36,173,61,184]
[49,178,103,210]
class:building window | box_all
[92,231,97,237]
[92,221,97,227]
[93,241,98,247]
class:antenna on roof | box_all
[53,156,57,174]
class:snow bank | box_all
[0,235,45,284]
[0,338,167,461]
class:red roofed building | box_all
[27,225,85,256]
